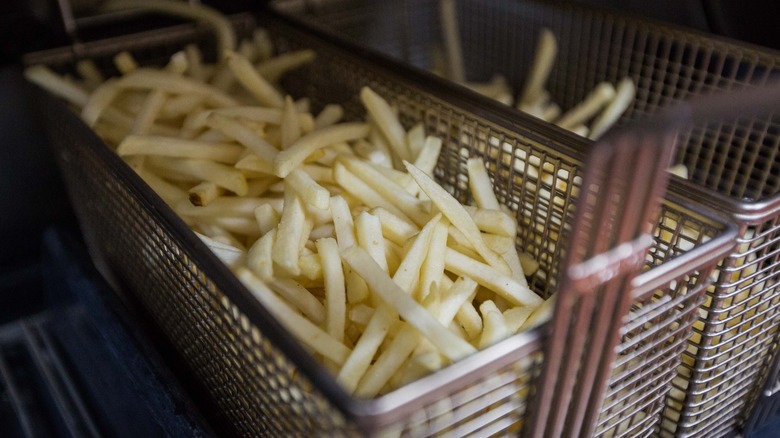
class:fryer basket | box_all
[272,1,780,435]
[25,10,738,437]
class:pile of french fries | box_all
[438,0,635,140]
[25,17,554,396]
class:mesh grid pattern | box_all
[30,12,731,437]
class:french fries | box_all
[26,22,552,397]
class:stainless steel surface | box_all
[24,9,739,437]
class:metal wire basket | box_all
[272,0,780,435]
[24,10,740,437]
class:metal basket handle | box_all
[528,82,780,438]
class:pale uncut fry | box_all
[418,220,450,301]
[310,223,335,240]
[478,300,512,349]
[353,140,392,168]
[256,49,317,83]
[355,212,389,272]
[456,301,483,340]
[189,181,222,206]
[555,82,616,130]
[355,323,419,398]
[184,44,205,81]
[503,306,534,333]
[244,178,275,198]
[339,156,430,225]
[360,87,410,162]
[482,233,516,254]
[152,156,247,195]
[520,294,555,330]
[406,123,426,161]
[225,50,285,108]
[371,207,419,246]
[272,187,306,276]
[518,251,540,276]
[342,246,477,361]
[445,249,542,307]
[274,122,370,177]
[405,161,509,273]
[25,65,90,107]
[166,51,188,75]
[176,197,280,218]
[467,157,500,210]
[115,69,237,107]
[499,241,530,287]
[518,28,557,106]
[571,124,590,137]
[464,206,517,237]
[349,304,375,326]
[413,136,443,177]
[301,164,334,184]
[200,216,260,237]
[76,59,104,89]
[317,237,346,342]
[281,96,301,149]
[268,278,326,325]
[668,164,689,179]
[81,79,121,126]
[541,102,562,122]
[286,168,330,210]
[298,253,323,282]
[206,113,279,160]
[195,223,245,250]
[246,229,275,279]
[589,77,636,140]
[314,104,345,129]
[114,51,138,74]
[116,135,243,163]
[162,94,205,119]
[235,155,274,176]
[237,269,350,364]
[196,232,244,267]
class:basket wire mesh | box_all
[271,0,780,435]
[25,9,739,437]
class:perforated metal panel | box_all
[27,11,736,437]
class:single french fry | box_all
[413,136,443,177]
[445,249,542,307]
[503,306,534,333]
[478,300,512,349]
[439,0,465,83]
[235,155,275,176]
[176,196,280,218]
[556,82,616,129]
[286,168,330,210]
[370,207,419,246]
[330,195,369,304]
[274,122,370,177]
[418,219,450,301]
[272,186,306,276]
[406,123,426,161]
[349,304,375,326]
[114,51,139,74]
[256,49,316,83]
[196,232,244,267]
[317,237,346,342]
[360,87,410,162]
[518,251,540,276]
[464,206,517,237]
[152,156,247,195]
[137,170,187,205]
[314,104,344,129]
[467,157,500,210]
[520,294,555,330]
[76,59,104,89]
[117,135,244,163]
[246,229,276,279]
[355,212,389,273]
[355,323,419,398]
[518,28,557,106]
[225,50,285,108]
[25,65,90,108]
[189,181,223,206]
[237,269,350,364]
[439,277,479,326]
[281,96,301,149]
